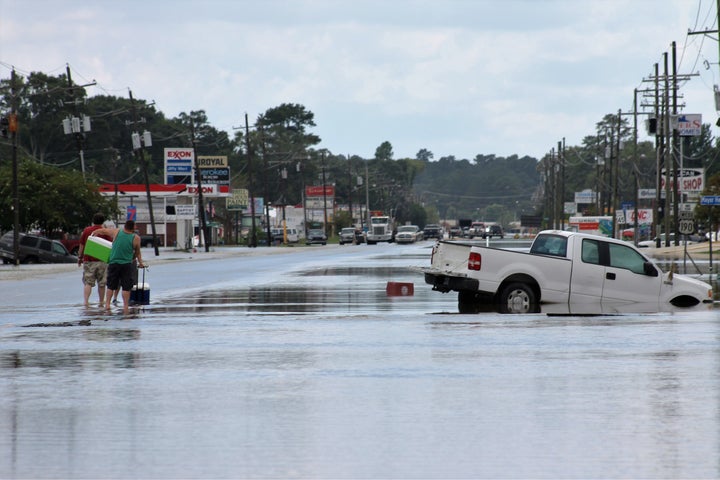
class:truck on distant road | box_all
[366,215,394,244]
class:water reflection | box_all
[0,350,141,370]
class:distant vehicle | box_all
[637,233,694,248]
[0,231,79,264]
[423,224,443,240]
[339,227,359,245]
[366,216,394,244]
[449,226,463,238]
[306,229,327,245]
[467,221,486,238]
[271,227,300,243]
[483,225,504,239]
[395,225,423,243]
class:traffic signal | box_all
[0,116,8,138]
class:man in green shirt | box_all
[91,220,145,314]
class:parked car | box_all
[423,224,443,240]
[483,225,504,239]
[271,227,300,244]
[0,231,79,264]
[637,233,694,248]
[339,227,357,245]
[306,229,327,245]
[395,225,424,243]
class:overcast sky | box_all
[1,0,718,161]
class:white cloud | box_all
[0,0,717,160]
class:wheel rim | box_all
[506,288,531,313]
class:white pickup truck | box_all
[422,230,713,313]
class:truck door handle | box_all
[606,272,616,280]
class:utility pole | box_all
[663,52,672,247]
[128,90,160,256]
[321,150,329,237]
[365,160,371,231]
[558,140,565,230]
[189,120,210,252]
[671,40,680,246]
[612,109,621,239]
[10,68,20,266]
[245,113,257,248]
[559,139,565,230]
[633,88,640,246]
[63,64,95,180]
[653,62,661,243]
[348,154,353,227]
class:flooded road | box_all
[1,242,719,479]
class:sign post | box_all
[701,196,720,275]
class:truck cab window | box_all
[608,243,646,274]
[581,239,600,265]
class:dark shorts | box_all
[106,263,136,291]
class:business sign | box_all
[661,168,704,193]
[620,208,653,225]
[177,184,219,196]
[199,167,230,185]
[574,190,596,204]
[226,189,249,211]
[165,148,194,185]
[675,114,702,136]
[306,185,335,197]
[638,188,656,199]
[197,156,228,168]
[175,205,196,219]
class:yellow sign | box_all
[197,156,228,168]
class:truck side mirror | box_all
[643,262,659,277]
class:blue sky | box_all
[1,0,718,161]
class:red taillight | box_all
[468,252,481,271]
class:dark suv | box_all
[0,231,79,264]
[423,224,443,240]
[482,225,504,239]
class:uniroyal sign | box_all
[660,168,704,193]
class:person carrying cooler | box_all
[78,212,113,307]
[91,220,145,314]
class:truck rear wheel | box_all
[458,290,481,314]
[498,282,538,314]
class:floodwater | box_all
[1,242,719,479]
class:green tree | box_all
[375,141,393,161]
[0,160,114,233]
[416,148,433,162]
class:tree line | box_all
[3,69,720,239]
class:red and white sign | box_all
[305,185,335,197]
[625,208,653,225]
[661,168,704,193]
[184,184,218,195]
